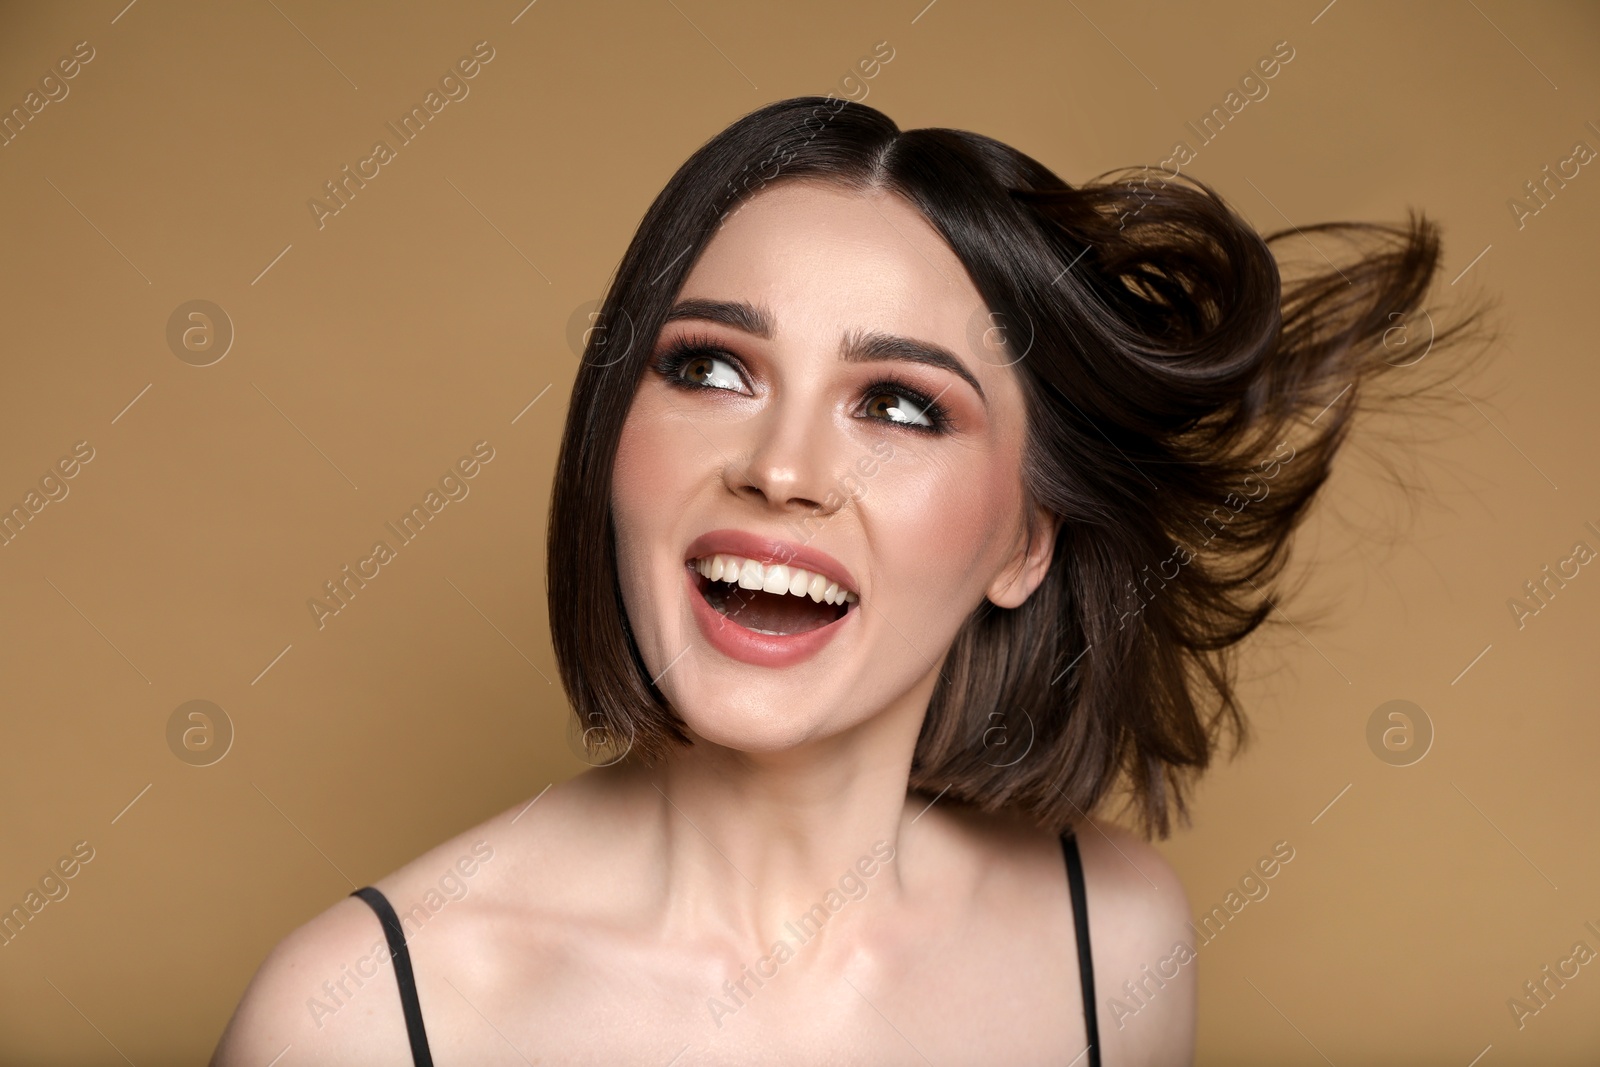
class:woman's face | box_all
[610,178,1056,754]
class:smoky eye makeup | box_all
[651,333,748,393]
[651,333,957,435]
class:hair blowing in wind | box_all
[546,96,1494,838]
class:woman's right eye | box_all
[670,352,744,392]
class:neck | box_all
[630,677,936,946]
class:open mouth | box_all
[688,554,857,637]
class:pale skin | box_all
[212,179,1197,1065]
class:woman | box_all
[213,96,1479,1065]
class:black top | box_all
[1061,828,1103,1066]
[350,830,1099,1066]
[350,886,434,1066]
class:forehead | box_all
[678,179,987,345]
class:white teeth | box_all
[762,564,791,594]
[692,554,858,605]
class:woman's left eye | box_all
[862,389,937,429]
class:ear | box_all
[986,502,1060,609]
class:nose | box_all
[723,391,845,517]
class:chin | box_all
[665,683,857,757]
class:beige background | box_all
[1,1,1596,1063]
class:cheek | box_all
[611,407,656,531]
[871,443,1026,599]
[612,404,680,581]
[610,395,723,620]
[614,394,691,515]
[613,386,738,523]
[849,451,1024,681]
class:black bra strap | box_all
[1061,831,1101,1067]
[352,886,434,1067]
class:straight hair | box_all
[547,96,1491,837]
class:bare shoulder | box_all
[208,890,413,1066]
[208,780,581,1066]
[1072,816,1197,1066]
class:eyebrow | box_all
[663,298,987,405]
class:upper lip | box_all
[684,529,859,597]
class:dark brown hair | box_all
[547,96,1490,838]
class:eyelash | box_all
[650,334,954,435]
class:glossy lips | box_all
[683,529,857,668]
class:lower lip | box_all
[685,564,853,668]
